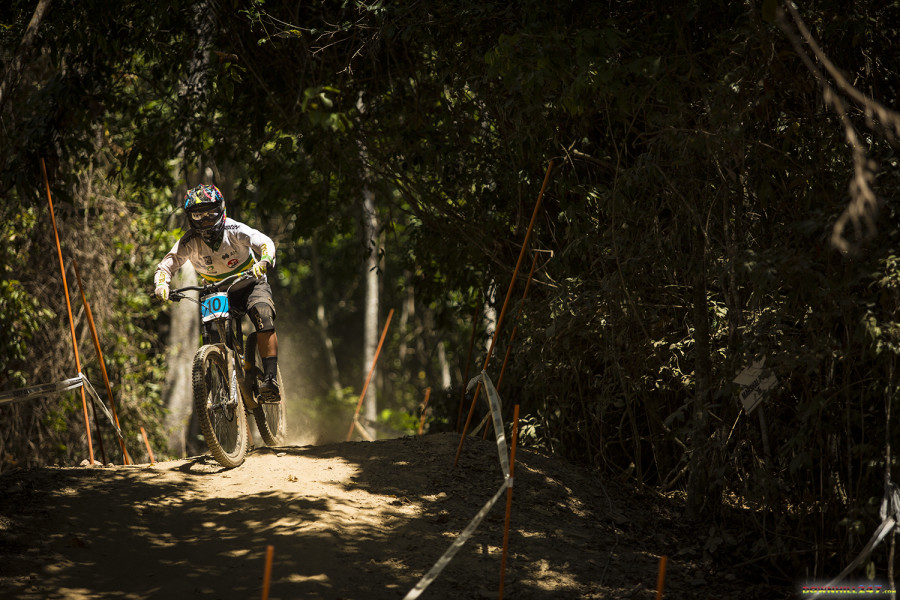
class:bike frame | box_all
[164,270,286,467]
[174,273,262,412]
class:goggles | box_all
[189,206,221,225]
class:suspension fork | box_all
[232,318,259,410]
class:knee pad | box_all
[248,302,276,333]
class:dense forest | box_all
[3,0,900,590]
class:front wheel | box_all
[253,365,287,446]
[192,345,248,468]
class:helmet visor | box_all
[189,206,221,228]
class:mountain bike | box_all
[168,272,287,468]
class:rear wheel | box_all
[192,345,247,468]
[253,365,287,446]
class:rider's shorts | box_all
[238,279,276,332]
[201,278,276,344]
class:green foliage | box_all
[5,0,900,586]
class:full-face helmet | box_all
[184,184,226,250]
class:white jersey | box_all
[155,218,276,284]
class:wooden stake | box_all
[483,252,539,440]
[73,259,132,465]
[347,309,394,441]
[41,158,96,465]
[261,544,274,600]
[455,160,553,467]
[655,555,668,600]
[140,427,155,464]
[498,404,520,600]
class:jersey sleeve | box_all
[154,235,192,285]
[239,222,276,267]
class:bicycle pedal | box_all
[257,389,282,404]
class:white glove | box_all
[251,260,269,278]
[155,283,170,301]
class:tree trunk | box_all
[437,340,451,392]
[686,226,718,518]
[362,188,380,423]
[0,0,51,114]
[164,262,199,456]
[311,233,343,399]
[481,285,497,365]
[399,272,414,363]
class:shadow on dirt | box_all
[0,433,788,599]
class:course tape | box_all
[478,372,510,479]
[808,481,900,599]
[0,374,124,441]
[0,376,85,406]
[79,374,124,442]
[403,478,511,600]
[403,370,512,599]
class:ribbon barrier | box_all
[807,482,900,599]
[404,370,517,600]
[0,376,86,406]
[0,373,125,446]
[404,480,511,600]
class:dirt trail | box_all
[0,432,785,599]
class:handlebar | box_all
[151,272,255,303]
[172,272,251,294]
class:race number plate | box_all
[200,292,229,323]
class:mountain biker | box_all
[153,183,281,403]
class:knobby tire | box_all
[192,344,248,468]
[253,365,287,446]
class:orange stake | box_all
[41,158,96,465]
[455,160,554,467]
[483,251,539,440]
[498,404,520,600]
[74,260,132,465]
[418,387,432,435]
[140,427,155,464]
[261,544,275,600]
[347,309,395,441]
[655,555,668,600]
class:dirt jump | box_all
[0,432,783,599]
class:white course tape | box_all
[403,478,512,600]
[477,370,510,478]
[404,369,513,599]
[79,374,124,441]
[0,376,85,406]
[808,482,900,599]
[0,374,124,442]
